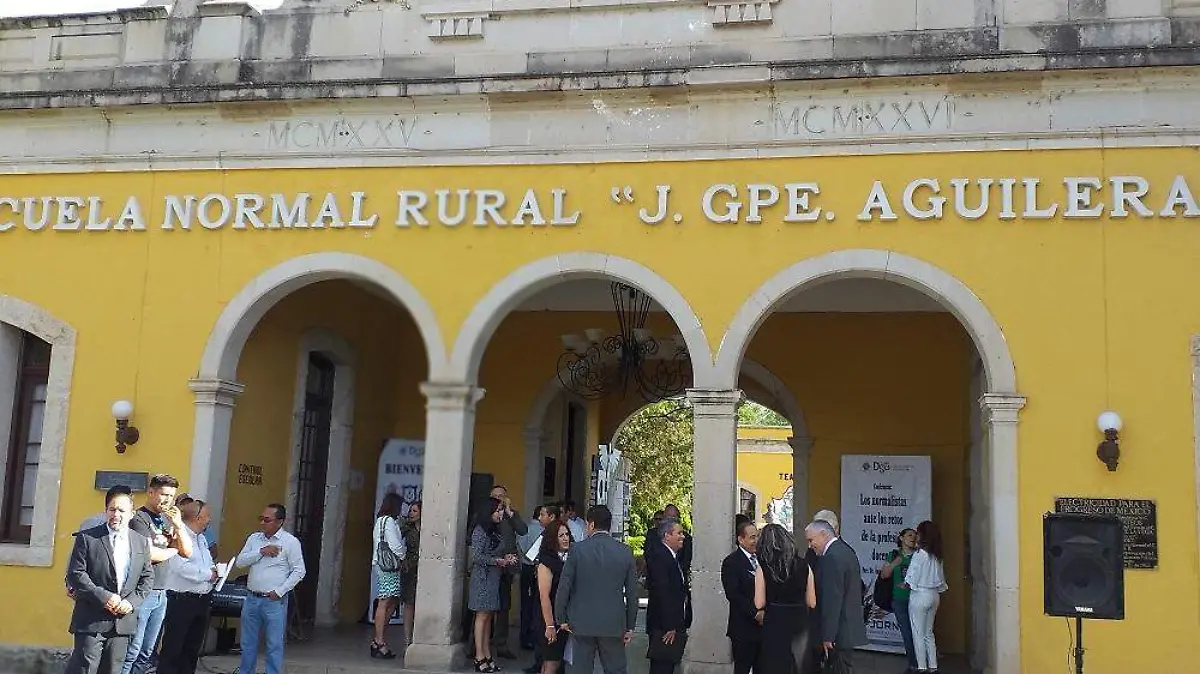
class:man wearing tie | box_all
[235,503,307,674]
[645,519,692,674]
[158,497,217,674]
[721,521,761,674]
[64,490,154,674]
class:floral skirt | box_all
[377,569,402,598]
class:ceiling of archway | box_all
[515,277,947,313]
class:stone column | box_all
[786,435,813,534]
[522,426,546,513]
[683,388,743,674]
[187,377,245,544]
[405,382,485,671]
[979,392,1025,674]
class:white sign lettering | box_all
[1,175,1196,235]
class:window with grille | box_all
[1,330,51,544]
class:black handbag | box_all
[376,517,402,573]
[872,572,893,614]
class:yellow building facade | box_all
[0,146,1198,674]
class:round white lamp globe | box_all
[112,400,134,421]
[1097,411,1122,433]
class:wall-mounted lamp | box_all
[1096,410,1122,472]
[112,400,140,454]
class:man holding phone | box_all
[123,474,193,674]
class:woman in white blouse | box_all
[903,520,947,674]
[371,492,407,659]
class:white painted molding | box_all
[0,295,76,567]
[979,391,1026,674]
[196,252,447,382]
[1192,335,1200,608]
[187,377,245,544]
[738,358,806,438]
[283,328,357,628]
[424,12,488,39]
[521,425,546,514]
[449,253,716,386]
[714,250,1017,393]
[709,0,777,26]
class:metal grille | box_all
[291,353,335,629]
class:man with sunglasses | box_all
[234,504,306,674]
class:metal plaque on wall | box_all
[94,471,149,492]
[1054,497,1158,569]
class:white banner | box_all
[368,438,425,625]
[840,455,932,653]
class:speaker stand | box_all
[1074,616,1085,674]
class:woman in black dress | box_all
[535,520,573,674]
[754,524,818,674]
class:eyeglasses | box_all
[259,517,277,523]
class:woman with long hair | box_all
[400,501,422,652]
[535,520,572,674]
[904,520,948,674]
[880,528,919,672]
[753,523,818,674]
[469,497,518,673]
[371,492,407,659]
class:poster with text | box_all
[367,438,425,625]
[840,454,932,653]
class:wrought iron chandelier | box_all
[556,282,692,403]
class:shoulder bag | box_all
[376,517,402,572]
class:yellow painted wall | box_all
[749,312,973,654]
[0,148,1197,671]
[735,426,794,519]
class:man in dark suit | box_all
[554,505,639,674]
[721,521,761,674]
[64,490,154,674]
[805,519,867,674]
[645,519,692,674]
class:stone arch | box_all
[189,252,445,541]
[448,253,716,386]
[714,249,1024,674]
[0,295,76,567]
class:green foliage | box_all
[616,399,695,538]
[737,400,790,427]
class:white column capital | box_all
[188,378,245,407]
[686,388,744,416]
[979,393,1027,424]
[421,382,485,411]
[787,435,814,453]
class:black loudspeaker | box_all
[1043,513,1125,620]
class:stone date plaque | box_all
[1054,497,1157,569]
[94,470,149,493]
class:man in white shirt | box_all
[235,503,306,674]
[158,498,217,674]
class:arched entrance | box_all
[714,249,1024,674]
[405,253,712,670]
[189,252,443,630]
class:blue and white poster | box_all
[840,454,932,653]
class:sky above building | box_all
[2,1,283,17]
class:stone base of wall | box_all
[0,644,70,674]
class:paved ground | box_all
[198,619,970,674]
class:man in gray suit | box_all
[805,519,867,674]
[65,490,155,674]
[554,505,639,674]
